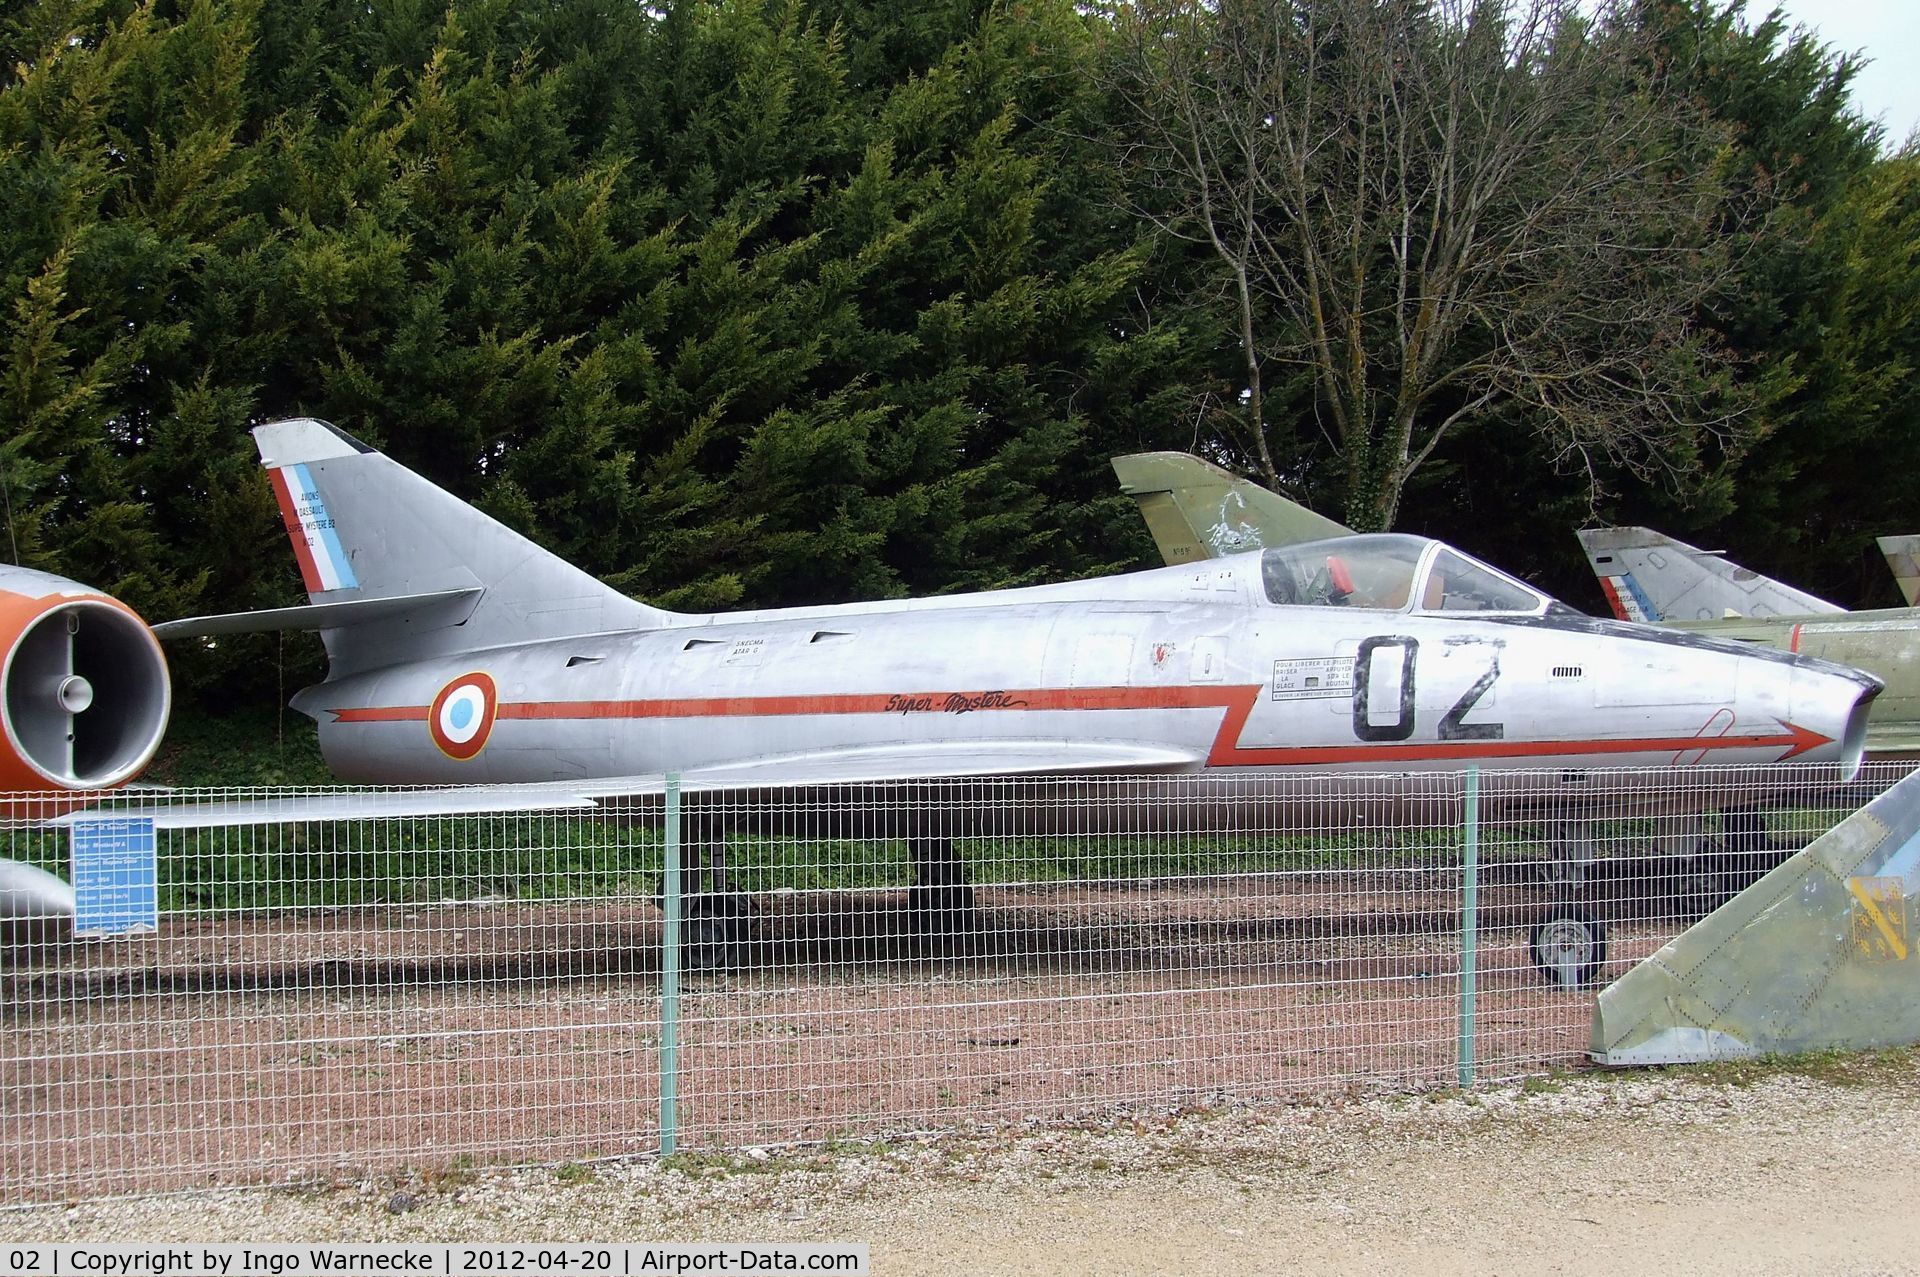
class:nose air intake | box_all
[1838,686,1873,783]
[2,599,171,788]
[1788,659,1881,784]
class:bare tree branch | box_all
[1104,0,1737,527]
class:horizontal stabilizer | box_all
[1,856,74,919]
[155,588,483,640]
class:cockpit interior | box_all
[1259,534,1550,615]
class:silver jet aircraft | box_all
[157,420,1880,933]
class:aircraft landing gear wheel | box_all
[1530,905,1608,990]
[1539,818,1596,890]
[683,892,754,969]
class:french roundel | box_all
[429,672,498,760]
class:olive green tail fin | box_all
[1110,453,1351,565]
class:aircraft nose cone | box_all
[1789,661,1881,781]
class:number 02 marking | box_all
[1350,638,1505,742]
[1439,656,1503,740]
[1352,636,1418,742]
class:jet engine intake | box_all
[0,569,170,791]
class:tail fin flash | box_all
[1576,527,1843,623]
[1878,535,1920,607]
[1111,452,1352,565]
[163,418,676,674]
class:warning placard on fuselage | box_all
[1271,656,1355,701]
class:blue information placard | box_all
[70,817,159,938]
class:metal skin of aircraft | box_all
[138,419,1882,952]
[1575,527,1920,758]
[1115,451,1920,762]
[0,565,172,921]
[1591,759,1920,1066]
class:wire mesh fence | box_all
[1,760,1910,1203]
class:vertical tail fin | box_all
[1878,535,1920,607]
[162,419,677,676]
[1111,452,1352,565]
[1575,527,1843,623]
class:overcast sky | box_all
[1766,0,1920,146]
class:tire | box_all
[683,892,755,969]
[1529,904,1608,990]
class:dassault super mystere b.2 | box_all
[108,420,1873,967]
[140,419,1882,948]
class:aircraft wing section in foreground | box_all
[1594,761,1920,1065]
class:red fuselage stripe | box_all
[331,686,1829,766]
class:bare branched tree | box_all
[1105,0,1736,528]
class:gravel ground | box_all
[7,1050,1918,1275]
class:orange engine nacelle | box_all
[0,566,170,792]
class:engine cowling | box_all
[0,566,170,791]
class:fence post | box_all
[1457,764,1479,1088]
[661,772,681,1158]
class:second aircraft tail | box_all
[1878,535,1920,607]
[1111,452,1352,565]
[1575,527,1843,623]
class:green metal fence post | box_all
[1458,764,1480,1088]
[661,772,681,1158]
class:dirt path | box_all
[8,1051,1917,1275]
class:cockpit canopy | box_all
[1259,534,1550,615]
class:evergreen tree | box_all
[1599,0,1891,604]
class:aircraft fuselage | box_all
[296,550,1876,819]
